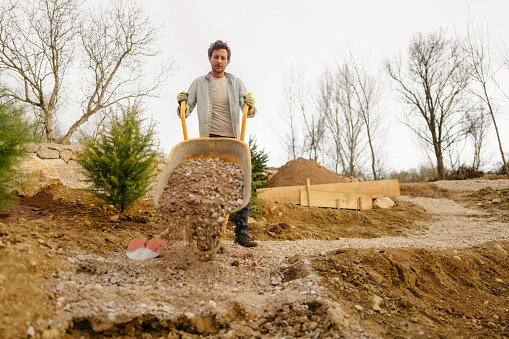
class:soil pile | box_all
[314,242,509,338]
[268,158,348,187]
[157,158,244,257]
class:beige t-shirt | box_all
[210,76,234,137]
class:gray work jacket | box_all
[177,72,256,139]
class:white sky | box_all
[138,0,509,172]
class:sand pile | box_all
[157,158,244,258]
[268,158,348,187]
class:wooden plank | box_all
[309,180,400,198]
[300,190,372,210]
[299,190,306,207]
[258,179,400,204]
[261,188,302,204]
[306,178,311,207]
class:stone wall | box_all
[25,142,82,166]
[25,143,167,171]
[17,143,166,197]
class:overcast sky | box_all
[139,0,509,173]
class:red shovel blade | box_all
[126,236,167,260]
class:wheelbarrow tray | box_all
[153,137,252,214]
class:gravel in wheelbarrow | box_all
[157,157,244,257]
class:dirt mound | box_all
[468,187,509,210]
[268,158,348,187]
[314,241,509,338]
[399,182,450,199]
[244,199,430,241]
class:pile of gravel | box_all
[157,158,244,256]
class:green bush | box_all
[77,102,160,212]
[248,135,270,219]
[0,102,30,210]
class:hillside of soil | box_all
[267,158,349,187]
[0,178,508,338]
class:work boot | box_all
[234,231,258,248]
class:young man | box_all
[176,40,257,248]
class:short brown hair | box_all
[208,40,231,60]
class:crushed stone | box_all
[157,158,244,256]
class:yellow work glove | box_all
[177,91,188,104]
[244,96,255,110]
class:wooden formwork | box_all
[257,179,400,210]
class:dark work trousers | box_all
[209,134,250,235]
[233,201,250,235]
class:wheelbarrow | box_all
[126,94,252,260]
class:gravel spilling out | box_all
[157,158,244,253]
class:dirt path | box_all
[0,179,508,338]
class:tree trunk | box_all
[432,133,445,180]
[366,129,377,181]
[491,115,509,178]
[43,107,54,143]
[433,140,446,180]
[59,115,88,144]
[483,85,509,179]
[59,109,98,144]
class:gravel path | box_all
[433,178,509,191]
[258,195,507,255]
[230,179,509,257]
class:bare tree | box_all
[295,74,325,162]
[316,69,342,172]
[336,65,365,177]
[280,67,326,163]
[280,68,304,161]
[385,28,471,180]
[0,0,173,144]
[319,65,365,177]
[443,138,466,172]
[0,0,78,142]
[303,98,327,162]
[464,104,490,171]
[337,50,384,180]
[463,23,509,178]
[61,0,171,144]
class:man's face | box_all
[209,49,230,76]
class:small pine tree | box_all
[249,135,270,190]
[248,135,270,219]
[77,102,160,212]
[0,102,30,210]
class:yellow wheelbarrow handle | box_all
[179,91,252,142]
[180,93,188,141]
[240,93,251,142]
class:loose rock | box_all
[157,158,244,254]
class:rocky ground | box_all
[0,178,508,338]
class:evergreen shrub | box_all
[77,103,160,212]
[0,102,30,210]
[248,135,270,219]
